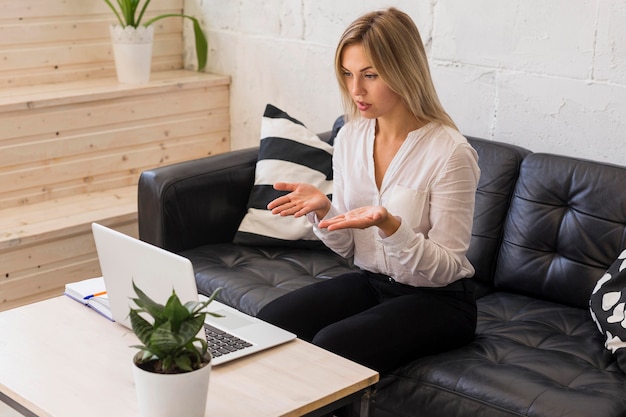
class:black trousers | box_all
[257,271,477,373]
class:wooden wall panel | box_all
[0,0,186,87]
[0,186,138,248]
[0,0,230,311]
[1,85,228,139]
[0,219,139,311]
[0,74,230,209]
[0,111,227,167]
[0,0,179,18]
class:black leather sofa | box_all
[138,120,626,417]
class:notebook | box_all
[91,222,296,366]
[64,276,113,321]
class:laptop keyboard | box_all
[204,323,253,359]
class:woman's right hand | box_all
[267,182,331,219]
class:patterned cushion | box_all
[233,104,333,248]
[590,249,626,372]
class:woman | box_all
[257,7,480,373]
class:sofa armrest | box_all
[138,147,259,252]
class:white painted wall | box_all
[184,0,625,165]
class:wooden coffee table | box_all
[0,296,378,417]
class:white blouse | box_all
[310,118,480,287]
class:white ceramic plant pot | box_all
[109,24,154,84]
[132,353,212,417]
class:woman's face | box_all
[341,43,404,120]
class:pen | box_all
[84,291,107,300]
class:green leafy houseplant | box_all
[103,0,208,71]
[129,281,222,373]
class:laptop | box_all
[91,222,296,366]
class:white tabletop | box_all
[0,296,378,417]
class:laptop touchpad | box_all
[211,310,256,330]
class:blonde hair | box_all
[334,7,457,129]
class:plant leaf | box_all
[129,283,221,372]
[193,336,209,357]
[178,314,206,345]
[190,17,208,71]
[129,308,154,346]
[119,0,133,27]
[163,290,191,332]
[135,0,151,27]
[150,321,183,353]
[131,281,165,321]
[143,14,208,71]
[175,354,193,372]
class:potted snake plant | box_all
[103,0,208,83]
[129,281,221,417]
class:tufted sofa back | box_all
[494,153,626,309]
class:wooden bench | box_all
[0,1,231,310]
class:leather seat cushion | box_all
[181,243,358,316]
[374,291,626,417]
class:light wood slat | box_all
[1,231,98,276]
[3,252,100,284]
[0,131,229,195]
[0,36,182,72]
[0,58,182,89]
[0,109,228,165]
[0,85,228,140]
[0,16,182,46]
[0,20,109,45]
[0,133,228,210]
[0,186,137,249]
[0,220,138,310]
[0,173,137,210]
[0,71,229,110]
[0,288,62,312]
[0,131,230,214]
[0,256,100,305]
[0,221,137,278]
[0,32,182,60]
[0,0,181,19]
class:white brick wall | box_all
[185,0,625,165]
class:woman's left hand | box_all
[319,206,400,236]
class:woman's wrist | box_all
[314,200,332,220]
[378,213,401,237]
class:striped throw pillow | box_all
[233,104,333,248]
